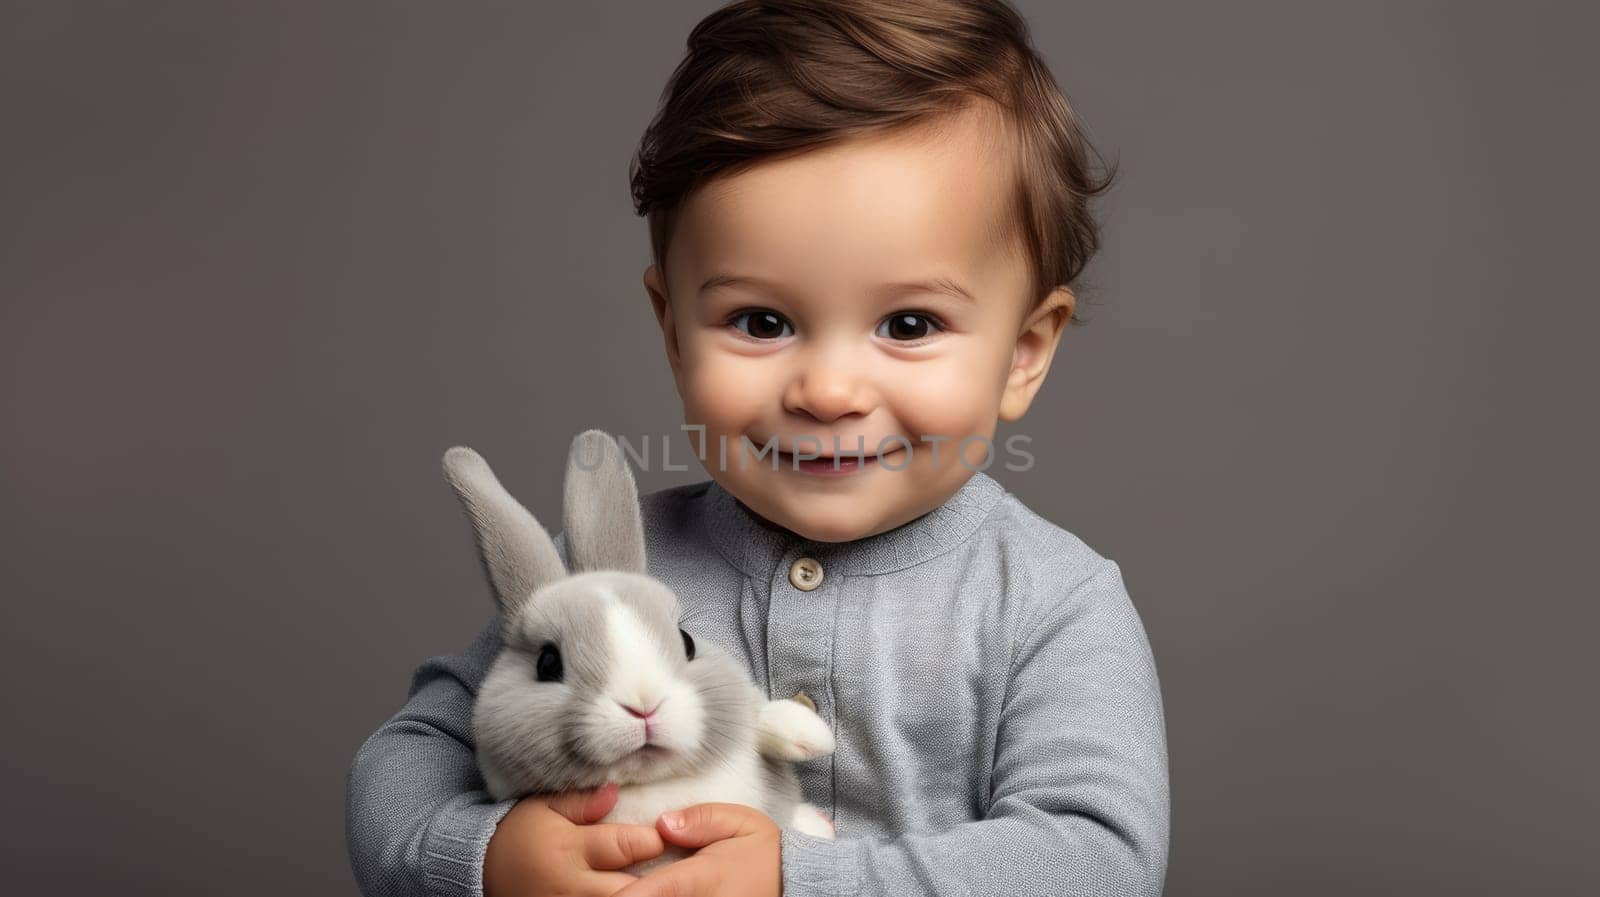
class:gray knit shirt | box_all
[345,470,1170,896]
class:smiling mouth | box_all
[774,448,902,475]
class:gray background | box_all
[3,1,1595,894]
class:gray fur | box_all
[562,431,648,574]
[441,430,813,831]
[440,446,566,618]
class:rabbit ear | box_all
[562,430,647,574]
[442,446,567,616]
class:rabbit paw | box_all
[758,697,835,761]
[791,802,837,839]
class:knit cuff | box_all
[421,793,517,897]
[781,829,860,897]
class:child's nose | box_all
[783,359,874,422]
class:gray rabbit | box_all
[442,430,837,874]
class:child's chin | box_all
[722,476,892,540]
[781,505,886,543]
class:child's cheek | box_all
[889,357,1005,444]
[680,351,771,429]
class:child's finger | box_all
[581,870,639,896]
[581,822,666,870]
[610,858,710,897]
[543,781,621,825]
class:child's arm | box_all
[781,558,1170,897]
[346,525,665,897]
[344,615,518,896]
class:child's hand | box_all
[611,803,781,897]
[484,782,666,897]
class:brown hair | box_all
[628,0,1117,324]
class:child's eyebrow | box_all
[700,272,977,304]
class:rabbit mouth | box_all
[602,741,685,783]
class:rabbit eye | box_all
[535,642,563,682]
[680,628,696,661]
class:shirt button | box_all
[789,556,823,591]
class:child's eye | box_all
[876,312,943,342]
[729,309,794,340]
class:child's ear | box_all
[643,264,685,389]
[999,286,1074,422]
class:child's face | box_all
[644,101,1073,542]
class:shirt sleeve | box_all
[344,614,517,897]
[779,557,1171,897]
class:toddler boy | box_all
[347,2,1169,895]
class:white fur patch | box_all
[592,597,766,838]
[758,698,836,761]
[594,597,706,755]
[602,748,765,828]
[791,802,837,839]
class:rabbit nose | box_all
[621,699,662,719]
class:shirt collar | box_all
[697,471,1006,577]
